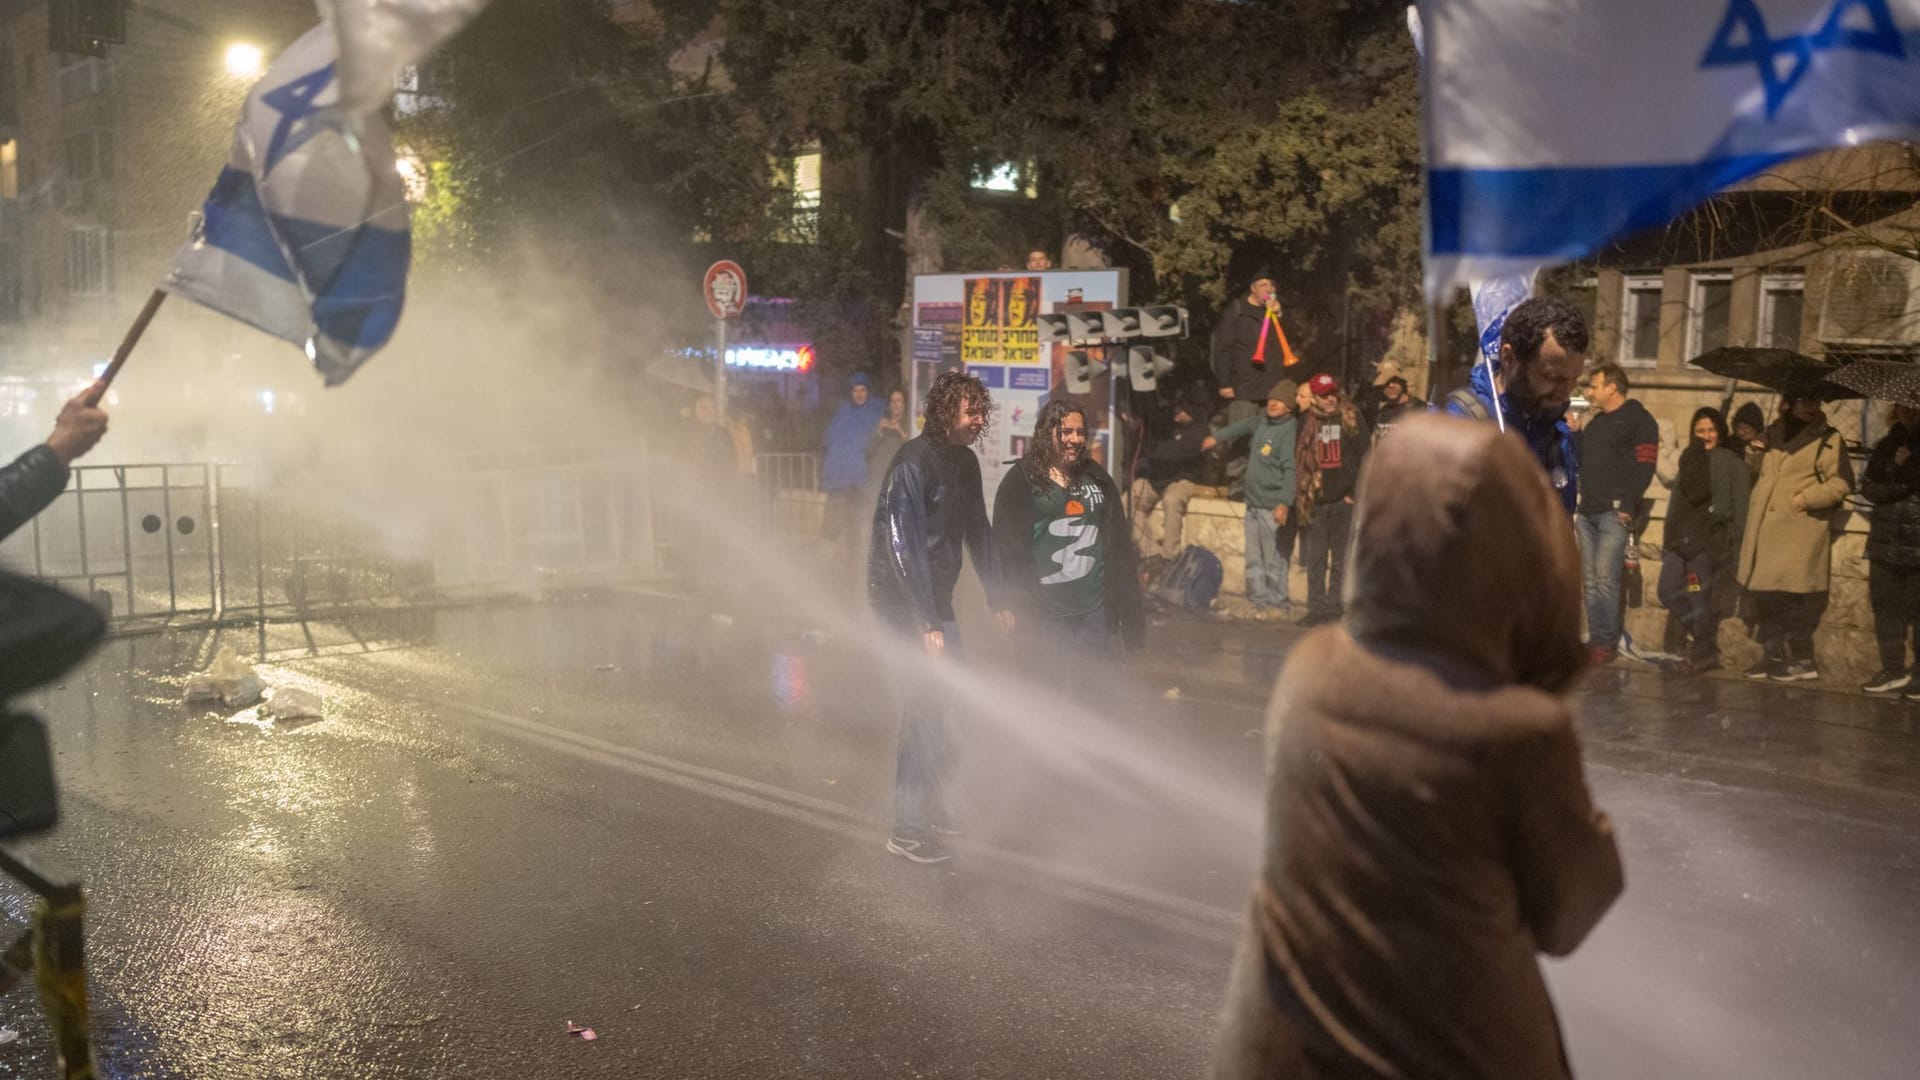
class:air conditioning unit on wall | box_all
[1820,249,1920,351]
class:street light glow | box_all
[225,43,264,79]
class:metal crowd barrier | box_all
[754,452,823,537]
[0,444,659,628]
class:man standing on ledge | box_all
[1212,269,1294,499]
[868,370,1002,865]
[1445,296,1588,513]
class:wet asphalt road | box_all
[3,592,1919,1078]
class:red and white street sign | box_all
[703,261,748,320]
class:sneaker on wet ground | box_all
[1771,660,1820,682]
[885,834,952,864]
[1744,658,1779,680]
[1862,669,1913,694]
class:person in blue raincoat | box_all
[821,372,885,557]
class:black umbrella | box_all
[1689,346,1860,401]
[1825,359,1920,407]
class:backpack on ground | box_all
[1154,545,1223,611]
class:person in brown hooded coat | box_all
[1212,413,1624,1080]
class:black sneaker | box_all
[1744,658,1778,680]
[1771,660,1819,683]
[1862,669,1913,694]
[885,834,952,864]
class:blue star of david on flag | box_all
[261,62,337,174]
[1418,0,1920,302]
[1701,0,1905,118]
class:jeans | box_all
[1222,400,1258,496]
[1869,562,1920,672]
[1243,506,1293,610]
[1132,478,1196,561]
[1574,511,1630,650]
[1303,500,1354,618]
[1657,551,1717,658]
[1044,606,1118,695]
[893,618,960,840]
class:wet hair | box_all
[1022,399,1090,490]
[922,370,992,445]
[1501,296,1590,364]
[1689,406,1729,449]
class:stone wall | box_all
[1143,490,1884,683]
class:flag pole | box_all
[90,289,168,402]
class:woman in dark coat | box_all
[1658,407,1750,673]
[1212,414,1623,1080]
[1859,403,1920,695]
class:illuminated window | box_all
[0,140,16,200]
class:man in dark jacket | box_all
[1130,398,1211,565]
[1860,403,1920,696]
[1296,374,1371,626]
[993,401,1144,667]
[868,370,1000,865]
[1370,376,1423,441]
[1211,270,1294,498]
[1,382,109,539]
[1574,363,1659,663]
[2,381,111,701]
[1444,296,1588,513]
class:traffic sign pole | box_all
[702,260,748,428]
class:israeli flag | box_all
[164,1,489,384]
[1421,0,1920,300]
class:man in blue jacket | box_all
[1444,297,1588,514]
[821,372,885,558]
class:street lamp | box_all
[224,42,264,80]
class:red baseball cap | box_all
[1308,374,1337,397]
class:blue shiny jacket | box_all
[1443,363,1579,514]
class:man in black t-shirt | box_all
[1298,374,1372,626]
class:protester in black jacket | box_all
[868,371,1000,866]
[1859,405,1920,695]
[1131,399,1211,564]
[1656,408,1748,673]
[1,381,111,699]
[1211,269,1293,497]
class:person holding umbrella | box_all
[1735,390,1853,682]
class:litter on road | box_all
[566,1021,598,1041]
[264,687,324,721]
[184,646,265,708]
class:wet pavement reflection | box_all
[0,594,1915,1077]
